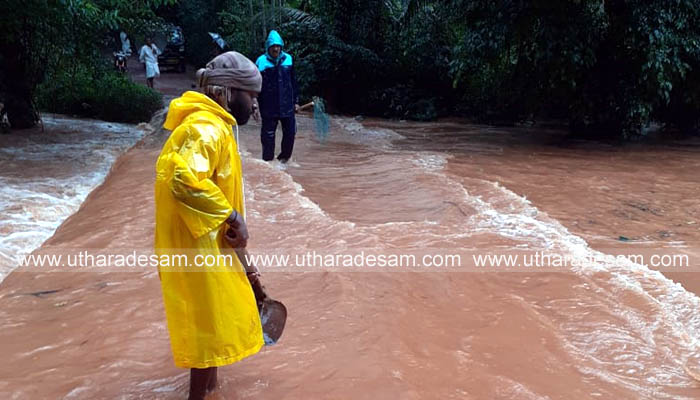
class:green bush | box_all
[36,67,162,123]
[365,85,440,121]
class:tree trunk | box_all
[248,0,255,50]
[1,41,39,129]
[261,0,267,40]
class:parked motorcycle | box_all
[113,51,128,73]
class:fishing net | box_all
[312,96,330,143]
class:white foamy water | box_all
[462,179,700,397]
[241,116,700,398]
[0,115,146,281]
[396,126,700,397]
[335,117,406,146]
[1,110,697,398]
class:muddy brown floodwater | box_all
[1,72,699,399]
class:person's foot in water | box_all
[207,367,218,392]
[277,157,289,164]
[188,367,218,400]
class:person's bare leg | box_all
[207,367,218,392]
[147,77,154,89]
[188,368,213,400]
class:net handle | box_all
[298,101,314,111]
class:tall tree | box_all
[0,0,172,129]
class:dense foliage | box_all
[2,0,699,137]
[36,67,162,123]
[171,0,700,137]
[0,0,170,128]
[448,0,700,137]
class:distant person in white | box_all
[139,37,160,89]
[120,32,132,56]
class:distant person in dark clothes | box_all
[254,30,299,163]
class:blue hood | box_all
[265,30,284,50]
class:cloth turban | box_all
[196,51,262,93]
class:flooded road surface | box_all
[0,108,699,399]
[0,115,147,281]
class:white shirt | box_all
[139,44,160,64]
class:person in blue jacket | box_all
[254,30,299,162]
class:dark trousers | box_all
[261,116,296,161]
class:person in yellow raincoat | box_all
[154,52,265,400]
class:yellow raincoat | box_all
[154,91,263,368]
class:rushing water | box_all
[235,116,700,399]
[0,109,699,399]
[0,115,147,281]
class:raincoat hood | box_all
[265,30,284,51]
[163,91,236,131]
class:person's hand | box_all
[247,268,268,306]
[224,210,249,249]
[294,103,300,113]
[235,247,268,307]
[252,101,260,122]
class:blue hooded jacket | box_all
[255,30,299,119]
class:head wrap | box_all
[196,51,262,93]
